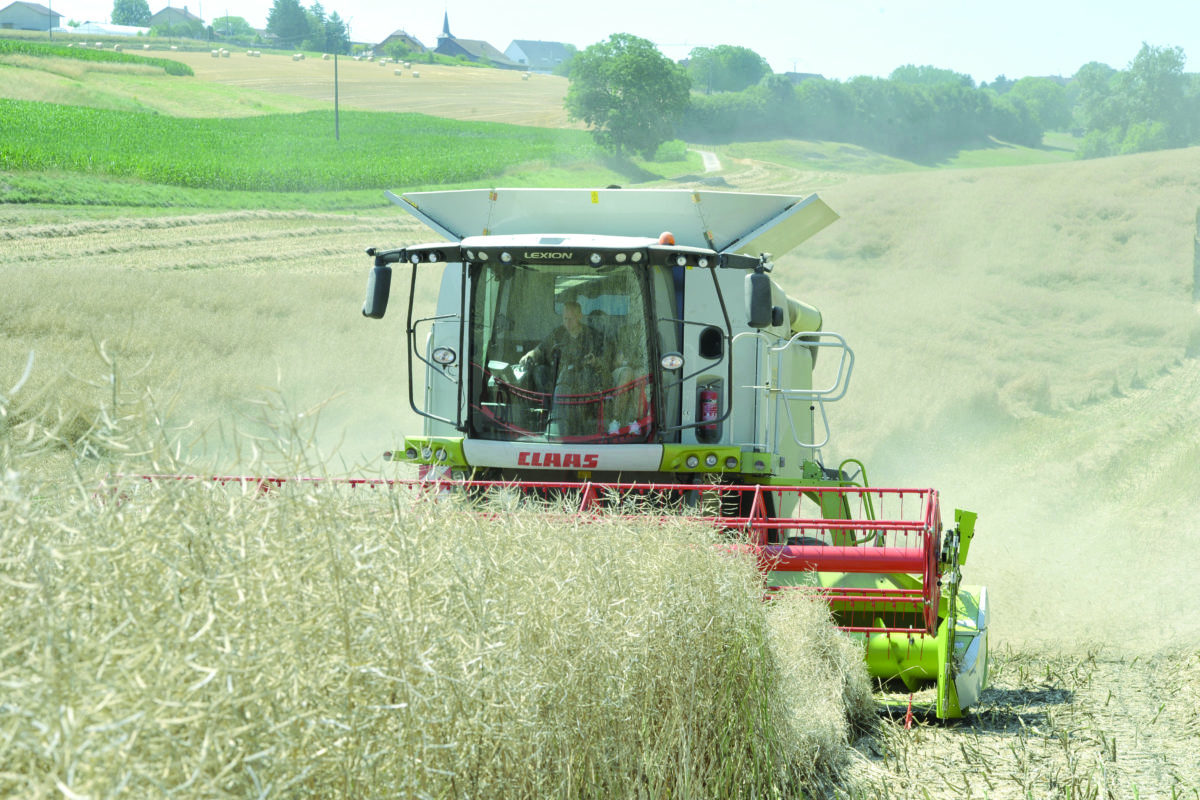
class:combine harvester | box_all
[360,187,988,719]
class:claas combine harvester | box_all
[357,187,989,719]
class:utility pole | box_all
[334,52,340,141]
[1193,207,1199,303]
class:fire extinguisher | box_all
[698,384,720,441]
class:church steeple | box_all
[441,11,451,38]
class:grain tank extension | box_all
[362,188,988,718]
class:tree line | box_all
[566,36,1200,162]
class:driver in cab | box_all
[518,300,608,378]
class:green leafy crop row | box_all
[0,100,600,191]
[0,39,194,76]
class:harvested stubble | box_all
[0,453,872,797]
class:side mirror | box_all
[362,264,392,319]
[745,272,774,329]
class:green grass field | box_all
[2,36,1199,799]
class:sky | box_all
[58,0,1199,84]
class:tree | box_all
[687,45,769,94]
[565,33,691,159]
[981,74,1014,94]
[320,10,349,54]
[1072,61,1121,133]
[1007,77,1072,131]
[111,0,150,26]
[211,15,254,40]
[267,0,309,48]
[889,64,974,88]
[1117,43,1187,144]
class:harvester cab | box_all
[362,188,989,719]
[363,188,849,490]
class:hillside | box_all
[0,45,576,125]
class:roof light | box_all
[478,250,489,261]
[725,456,738,469]
[615,252,627,263]
[432,347,457,365]
[434,448,448,462]
[674,254,687,266]
[500,251,512,263]
[705,453,718,468]
[659,231,675,245]
[409,253,421,264]
[698,256,709,268]
[420,446,433,460]
[660,353,684,370]
[427,251,440,263]
[631,252,643,263]
[589,253,603,265]
[464,250,475,260]
[404,447,418,460]
[685,455,700,469]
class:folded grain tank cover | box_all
[386,188,838,259]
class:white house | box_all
[504,40,572,72]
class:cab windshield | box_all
[468,261,653,443]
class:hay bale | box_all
[113,44,122,52]
[322,53,330,60]
[411,70,420,78]
[220,48,230,57]
[522,71,530,80]
[211,49,219,57]
[394,69,403,76]
[142,43,150,49]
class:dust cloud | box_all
[857,358,1200,656]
